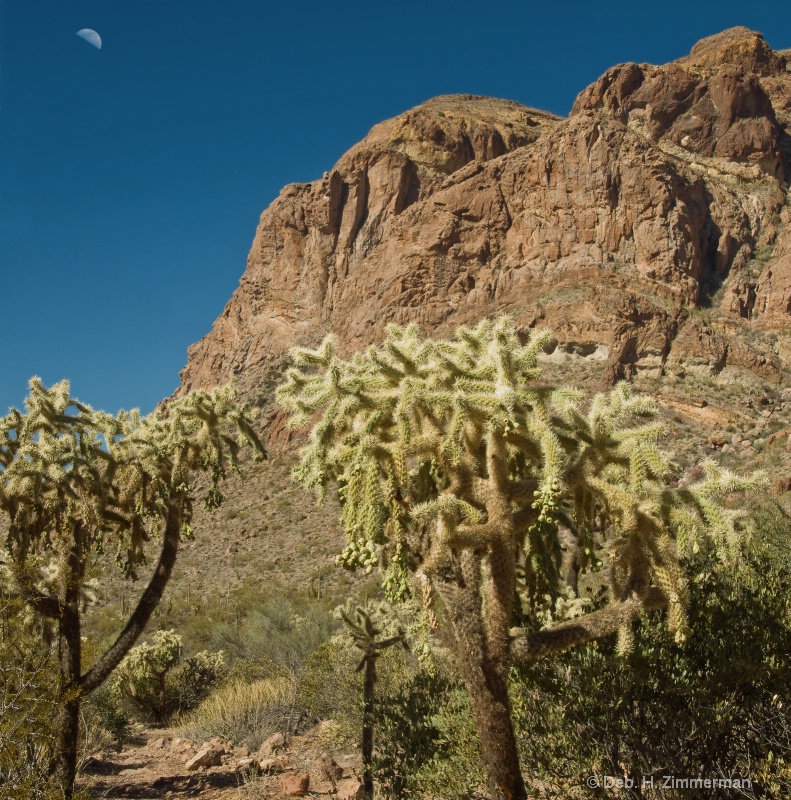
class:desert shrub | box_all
[373,667,486,800]
[205,602,336,674]
[110,630,226,726]
[84,683,130,752]
[0,598,86,800]
[173,650,228,716]
[296,638,363,744]
[76,703,113,769]
[296,609,416,744]
[179,677,299,749]
[297,625,487,799]
[509,505,791,798]
[225,655,291,685]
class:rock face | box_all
[178,28,791,405]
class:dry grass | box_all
[177,676,298,750]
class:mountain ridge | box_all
[176,27,791,424]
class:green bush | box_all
[296,638,363,744]
[373,667,486,800]
[509,504,791,798]
[297,629,488,799]
[168,587,337,676]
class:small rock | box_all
[258,731,286,756]
[721,443,731,452]
[235,757,260,775]
[171,738,193,753]
[280,772,310,796]
[208,737,229,754]
[762,410,773,418]
[731,433,742,445]
[259,756,293,773]
[773,477,791,494]
[185,747,223,771]
[151,737,167,749]
[80,755,108,774]
[235,746,250,758]
[318,754,344,782]
[337,779,365,800]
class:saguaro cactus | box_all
[276,317,763,800]
[0,379,264,797]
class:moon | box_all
[76,29,102,50]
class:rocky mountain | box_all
[178,26,791,413]
[92,27,791,614]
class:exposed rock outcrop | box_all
[178,28,791,407]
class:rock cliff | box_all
[178,27,791,409]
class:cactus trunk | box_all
[435,551,527,800]
[362,653,377,800]
[51,535,84,799]
[464,659,526,800]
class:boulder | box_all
[259,756,293,774]
[258,731,286,756]
[185,747,223,770]
[280,772,310,796]
[235,757,260,775]
[337,779,366,800]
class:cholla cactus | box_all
[277,316,764,800]
[0,378,264,797]
[110,629,225,725]
[112,629,183,725]
[341,607,407,800]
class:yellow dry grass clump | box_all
[178,676,296,749]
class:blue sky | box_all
[1,1,789,416]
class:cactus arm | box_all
[8,553,60,618]
[79,499,181,693]
[509,586,667,661]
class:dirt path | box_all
[78,725,363,800]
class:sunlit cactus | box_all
[0,378,264,797]
[277,316,764,800]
